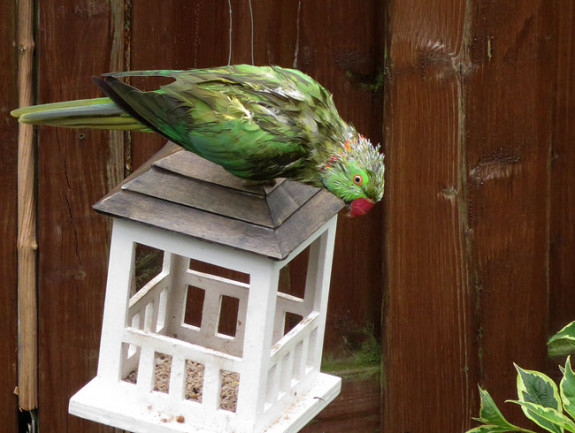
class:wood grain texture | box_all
[16,0,38,411]
[36,1,125,431]
[466,1,554,424]
[296,0,386,364]
[301,368,380,433]
[154,150,281,194]
[0,0,21,428]
[548,1,575,343]
[383,0,476,431]
[124,167,281,227]
[95,185,342,261]
[384,0,573,431]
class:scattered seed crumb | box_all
[176,415,185,423]
[124,355,239,412]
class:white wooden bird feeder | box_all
[69,143,344,433]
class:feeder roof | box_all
[94,143,344,260]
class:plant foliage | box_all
[468,319,575,433]
[548,321,575,358]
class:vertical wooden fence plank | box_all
[383,0,477,431]
[0,0,21,429]
[297,0,385,367]
[36,2,125,432]
[293,3,385,430]
[549,1,575,341]
[466,0,554,424]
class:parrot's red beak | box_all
[347,198,375,217]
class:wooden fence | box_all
[0,1,574,432]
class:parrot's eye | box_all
[353,174,363,186]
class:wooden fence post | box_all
[16,0,37,412]
[382,1,476,430]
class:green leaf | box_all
[476,387,516,427]
[508,400,575,432]
[561,357,575,420]
[516,364,562,409]
[549,321,575,357]
[515,364,563,433]
[467,387,535,433]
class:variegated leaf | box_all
[509,400,575,433]
[561,357,575,421]
[515,364,563,433]
[549,321,575,358]
[468,386,536,433]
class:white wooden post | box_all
[164,253,189,337]
[305,218,337,372]
[97,222,135,381]
[235,258,280,432]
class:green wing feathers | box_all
[9,65,355,183]
[94,66,320,180]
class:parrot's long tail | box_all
[10,97,149,131]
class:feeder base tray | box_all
[69,373,341,433]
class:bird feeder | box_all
[69,143,344,433]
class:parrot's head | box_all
[319,135,385,217]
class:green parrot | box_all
[11,64,385,217]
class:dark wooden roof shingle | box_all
[94,143,344,259]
